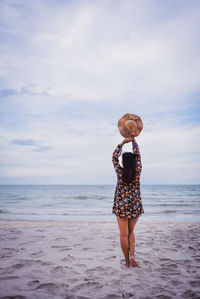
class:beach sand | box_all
[0,220,200,299]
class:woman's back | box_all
[112,138,144,219]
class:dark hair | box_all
[122,152,137,184]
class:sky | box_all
[0,0,200,185]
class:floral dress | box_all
[112,140,144,219]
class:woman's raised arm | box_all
[132,139,142,173]
[112,137,134,174]
[112,144,123,174]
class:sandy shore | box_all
[0,220,200,299]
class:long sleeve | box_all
[112,144,123,174]
[132,140,142,173]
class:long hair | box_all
[122,152,137,184]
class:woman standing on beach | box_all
[112,133,144,267]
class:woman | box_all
[112,133,144,268]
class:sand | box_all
[0,220,200,299]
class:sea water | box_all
[0,185,199,222]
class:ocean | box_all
[0,185,199,223]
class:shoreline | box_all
[0,220,200,298]
[0,219,200,228]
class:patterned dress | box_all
[112,140,144,219]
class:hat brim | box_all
[118,113,143,138]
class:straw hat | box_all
[118,113,143,137]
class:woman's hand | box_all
[120,136,135,146]
[130,132,136,142]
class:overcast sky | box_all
[0,0,199,185]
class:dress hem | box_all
[112,211,144,219]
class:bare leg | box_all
[128,217,139,267]
[129,231,135,257]
[116,216,130,267]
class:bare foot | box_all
[130,255,139,267]
[125,259,130,268]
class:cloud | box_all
[0,88,18,97]
[11,139,36,146]
[11,138,53,152]
[34,145,53,152]
[0,0,200,184]
[0,86,59,98]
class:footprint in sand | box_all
[59,282,69,289]
[0,275,20,280]
[121,291,135,298]
[59,248,72,252]
[40,261,53,266]
[157,267,180,275]
[189,280,200,287]
[70,281,103,292]
[159,258,172,262]
[30,250,44,257]
[19,259,43,266]
[50,265,66,274]
[0,248,18,259]
[188,245,195,251]
[27,279,40,288]
[15,259,53,267]
[182,289,200,298]
[105,255,117,260]
[8,263,25,271]
[51,245,72,252]
[175,244,182,248]
[20,247,26,251]
[171,279,182,286]
[161,263,178,269]
[62,255,75,262]
[82,247,92,251]
[35,282,60,294]
[105,294,122,299]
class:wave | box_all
[72,196,89,200]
